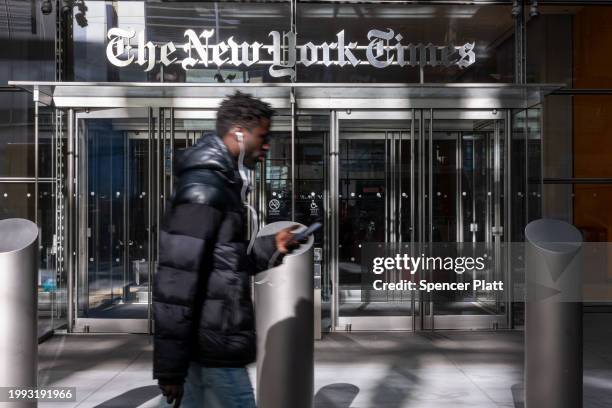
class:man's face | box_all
[241,118,271,169]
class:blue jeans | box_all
[160,363,256,408]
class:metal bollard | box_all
[0,218,39,408]
[255,221,314,408]
[524,218,583,408]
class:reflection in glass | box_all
[0,182,59,335]
[81,118,150,319]
[338,127,415,318]
[264,130,292,223]
[429,115,505,317]
[298,4,514,83]
[73,1,290,82]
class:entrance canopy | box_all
[9,82,562,110]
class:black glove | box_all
[159,383,184,408]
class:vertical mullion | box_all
[472,136,477,243]
[34,100,39,224]
[156,109,162,267]
[419,111,424,244]
[66,108,74,332]
[505,110,513,328]
[493,116,502,321]
[410,111,415,243]
[170,108,175,199]
[384,131,389,244]
[418,110,425,330]
[161,109,166,214]
[291,89,296,221]
[428,109,434,331]
[524,109,529,223]
[398,131,402,244]
[109,123,114,305]
[147,108,154,334]
[410,112,416,331]
[329,111,338,331]
[457,132,463,243]
[429,110,433,245]
[123,132,129,302]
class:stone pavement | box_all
[37,313,612,408]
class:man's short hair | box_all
[216,91,275,137]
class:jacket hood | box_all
[175,134,236,177]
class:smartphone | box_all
[294,222,322,242]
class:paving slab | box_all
[34,314,612,408]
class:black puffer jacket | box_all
[153,134,277,385]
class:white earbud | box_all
[233,129,257,255]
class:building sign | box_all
[106,28,476,79]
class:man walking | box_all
[153,92,297,407]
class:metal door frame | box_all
[9,82,553,334]
[332,110,416,331]
[67,106,511,333]
[423,109,507,330]
[72,108,156,333]
[330,109,509,331]
[68,107,299,333]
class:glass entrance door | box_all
[424,110,507,330]
[74,108,194,333]
[74,109,153,332]
[331,109,509,331]
[334,111,418,331]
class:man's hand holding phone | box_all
[274,223,321,254]
[275,225,300,254]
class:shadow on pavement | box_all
[511,383,524,408]
[315,383,360,408]
[93,385,159,408]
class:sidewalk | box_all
[38,314,612,408]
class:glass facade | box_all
[526,5,612,251]
[79,117,151,319]
[3,1,612,336]
[0,0,62,339]
[73,1,291,82]
[297,4,515,83]
[70,1,515,84]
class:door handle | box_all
[492,226,503,236]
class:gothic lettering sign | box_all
[106,28,476,79]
